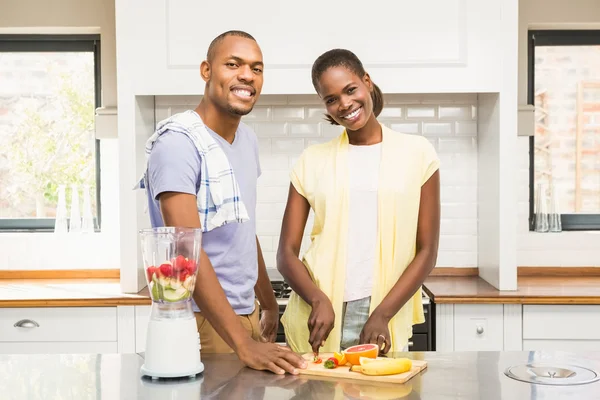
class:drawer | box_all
[523,305,600,340]
[454,304,503,351]
[0,341,118,354]
[0,307,117,342]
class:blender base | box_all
[140,362,204,380]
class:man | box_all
[144,30,306,375]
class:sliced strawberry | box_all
[178,270,189,282]
[173,255,187,272]
[146,266,157,282]
[159,263,173,277]
[186,259,198,274]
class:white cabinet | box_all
[454,304,504,351]
[436,303,511,352]
[0,307,117,343]
[436,303,600,352]
[522,305,600,352]
[115,0,516,95]
[0,306,136,355]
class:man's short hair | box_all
[207,30,256,62]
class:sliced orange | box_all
[333,351,347,365]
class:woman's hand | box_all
[359,312,391,354]
[308,293,335,354]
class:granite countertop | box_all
[1,351,599,399]
[423,275,600,304]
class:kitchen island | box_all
[1,351,599,399]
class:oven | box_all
[270,280,435,351]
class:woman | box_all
[277,49,441,355]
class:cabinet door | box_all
[523,305,600,340]
[115,0,509,95]
[454,304,504,351]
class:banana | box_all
[359,358,413,376]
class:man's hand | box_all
[259,308,279,343]
[237,339,307,375]
[359,312,391,355]
[308,293,335,354]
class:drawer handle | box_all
[408,341,414,347]
[476,325,484,335]
[14,319,40,328]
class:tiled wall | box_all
[155,93,479,270]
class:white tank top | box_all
[344,142,381,302]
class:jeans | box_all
[339,296,410,352]
[340,297,371,350]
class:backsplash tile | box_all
[155,94,479,269]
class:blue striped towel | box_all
[142,110,249,232]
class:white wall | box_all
[0,0,120,270]
[517,0,600,267]
[155,93,480,271]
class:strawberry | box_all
[146,266,157,282]
[186,259,198,274]
[178,270,189,282]
[159,263,173,277]
[173,255,187,272]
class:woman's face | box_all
[317,66,374,131]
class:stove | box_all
[269,280,434,350]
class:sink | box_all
[504,363,600,386]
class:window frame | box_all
[528,29,600,231]
[0,34,102,232]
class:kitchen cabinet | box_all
[0,306,136,355]
[522,305,600,352]
[436,303,514,352]
[115,0,517,95]
[453,304,504,351]
[436,303,600,353]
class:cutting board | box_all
[298,353,427,384]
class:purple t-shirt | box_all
[146,120,261,315]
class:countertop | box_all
[0,278,151,307]
[1,351,600,399]
[3,271,600,308]
[423,275,600,304]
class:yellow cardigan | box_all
[281,124,440,354]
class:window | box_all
[0,35,101,231]
[528,30,600,231]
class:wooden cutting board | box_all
[298,353,427,384]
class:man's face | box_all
[203,36,264,116]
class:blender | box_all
[139,227,205,379]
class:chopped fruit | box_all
[146,266,158,283]
[343,344,379,365]
[324,357,338,369]
[333,352,347,366]
[173,255,187,272]
[162,286,190,302]
[313,356,322,364]
[150,282,160,299]
[147,255,199,303]
[159,263,173,277]
[186,259,197,274]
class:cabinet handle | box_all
[14,319,40,328]
[476,325,484,335]
[408,341,414,347]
